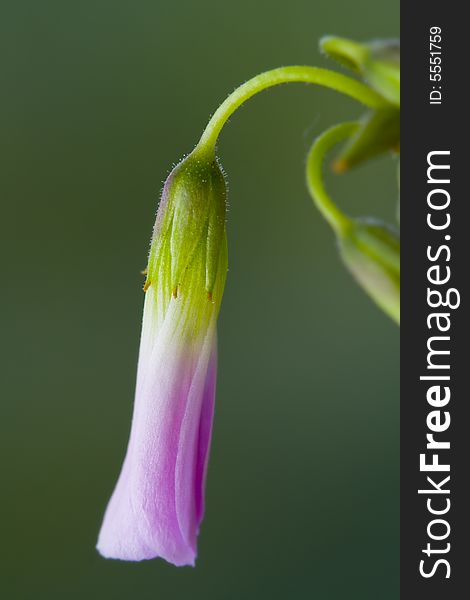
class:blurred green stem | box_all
[194,67,387,157]
[306,122,359,235]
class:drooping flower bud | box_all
[306,122,400,325]
[97,152,228,566]
[339,218,400,324]
[320,36,400,106]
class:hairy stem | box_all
[194,67,387,157]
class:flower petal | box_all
[97,290,217,565]
[175,335,217,549]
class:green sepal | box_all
[333,108,400,172]
[146,152,227,300]
[320,36,368,74]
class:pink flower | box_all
[97,154,228,565]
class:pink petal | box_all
[97,291,218,566]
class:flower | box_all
[306,122,400,325]
[320,36,400,106]
[319,37,400,174]
[339,218,400,324]
[97,153,228,566]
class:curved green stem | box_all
[194,66,387,158]
[306,122,359,235]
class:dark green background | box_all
[1,1,399,598]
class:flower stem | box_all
[193,67,387,158]
[306,122,359,235]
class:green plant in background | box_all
[97,36,400,566]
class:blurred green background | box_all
[1,1,399,598]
